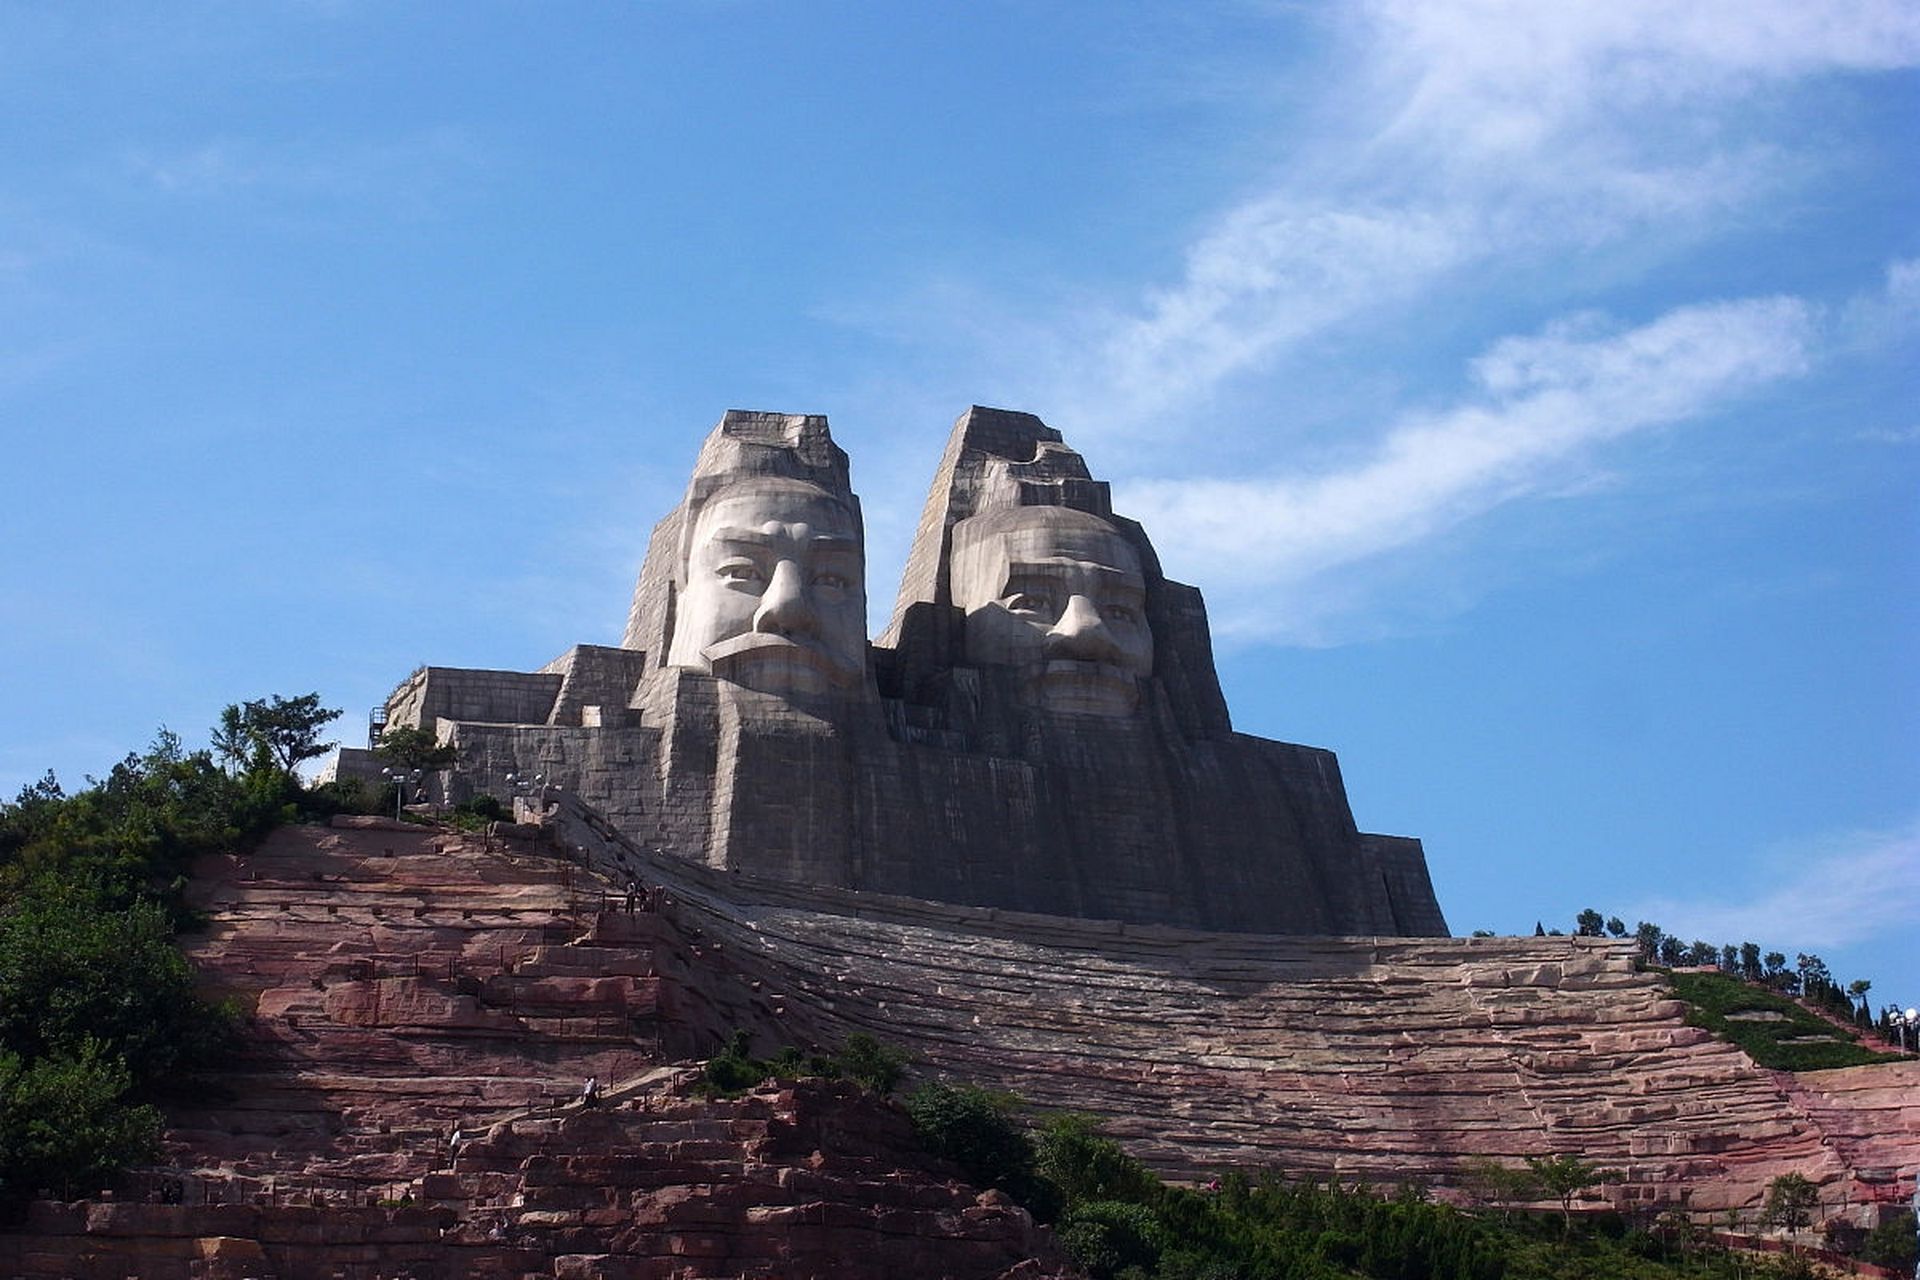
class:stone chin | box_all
[702,632,863,698]
[1025,658,1142,717]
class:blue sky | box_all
[2,3,1914,1002]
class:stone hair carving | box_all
[949,505,1153,716]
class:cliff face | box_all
[1,813,1911,1279]
[0,818,1071,1280]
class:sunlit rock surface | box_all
[3,812,1909,1278]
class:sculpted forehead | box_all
[951,508,1143,606]
[689,484,859,556]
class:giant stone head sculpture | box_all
[627,412,868,701]
[949,504,1153,716]
[668,475,866,696]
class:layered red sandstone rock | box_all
[0,818,1073,1280]
[1,812,1910,1277]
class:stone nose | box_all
[1045,594,1124,665]
[752,559,819,639]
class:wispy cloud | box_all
[1122,294,1814,640]
[1623,818,1920,953]
[1036,0,1919,444]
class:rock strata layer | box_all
[2,814,1910,1277]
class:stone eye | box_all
[718,560,761,583]
[813,571,849,590]
[1005,592,1052,614]
[1103,603,1138,624]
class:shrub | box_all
[1035,1113,1157,1206]
[0,883,236,1084]
[1058,1200,1165,1278]
[834,1032,908,1096]
[0,1044,161,1204]
[905,1081,1055,1214]
[694,1030,910,1099]
[1862,1209,1917,1272]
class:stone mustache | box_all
[377,407,1447,937]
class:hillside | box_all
[0,807,1913,1277]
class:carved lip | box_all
[1028,658,1142,715]
[702,631,863,690]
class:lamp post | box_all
[505,771,546,817]
[1890,1007,1919,1054]
[381,767,424,820]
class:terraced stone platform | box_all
[2,809,1910,1278]
[539,796,1910,1222]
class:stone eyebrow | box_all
[709,527,859,555]
[1005,560,1144,591]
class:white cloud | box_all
[833,3,1912,644]
[1624,818,1920,952]
[1838,256,1920,351]
[1121,294,1813,639]
[1038,1,1918,446]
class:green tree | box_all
[1634,922,1663,962]
[1574,909,1605,937]
[1034,1113,1157,1207]
[1847,979,1872,1014]
[1462,1157,1542,1222]
[1604,917,1627,938]
[1524,1154,1619,1234]
[1862,1208,1916,1272]
[0,1044,161,1202]
[1796,953,1831,999]
[375,726,459,771]
[1761,1172,1819,1236]
[906,1081,1053,1214]
[213,693,340,776]
[1740,941,1763,981]
[1763,952,1798,994]
[0,886,234,1083]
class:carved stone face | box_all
[668,479,866,697]
[950,506,1153,716]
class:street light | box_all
[1889,1007,1919,1054]
[380,766,424,821]
[505,771,547,816]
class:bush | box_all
[1863,1209,1917,1272]
[303,776,391,818]
[1058,1200,1166,1278]
[0,1044,161,1203]
[694,1030,911,1100]
[905,1081,1055,1214]
[1036,1113,1157,1206]
[0,885,236,1084]
[835,1032,908,1096]
[450,793,507,831]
